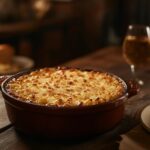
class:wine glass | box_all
[123,25,150,86]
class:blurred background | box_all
[0,0,149,67]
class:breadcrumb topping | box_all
[6,68,125,107]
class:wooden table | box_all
[0,46,150,149]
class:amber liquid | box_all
[123,35,150,67]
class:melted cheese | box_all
[7,68,125,107]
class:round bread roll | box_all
[0,44,15,64]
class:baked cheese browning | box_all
[7,68,125,107]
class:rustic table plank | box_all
[0,127,120,150]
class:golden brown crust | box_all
[7,67,125,107]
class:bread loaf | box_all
[0,44,14,64]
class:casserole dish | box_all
[0,67,139,139]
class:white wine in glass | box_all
[123,25,150,85]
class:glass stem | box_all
[130,65,144,85]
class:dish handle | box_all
[126,80,140,98]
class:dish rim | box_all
[1,67,129,111]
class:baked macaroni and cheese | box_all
[6,67,125,107]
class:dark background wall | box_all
[0,0,149,67]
